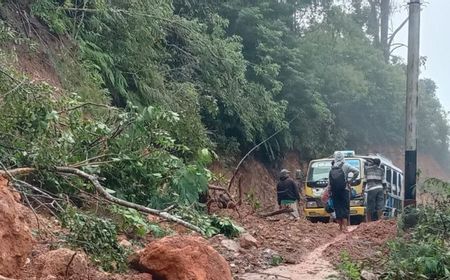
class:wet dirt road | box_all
[239,226,357,280]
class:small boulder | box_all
[35,248,88,279]
[239,233,258,249]
[136,236,232,280]
[120,239,133,248]
[361,270,378,280]
[221,239,240,252]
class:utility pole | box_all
[404,0,421,208]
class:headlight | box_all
[307,201,318,208]
[350,200,364,207]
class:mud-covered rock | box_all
[239,232,258,249]
[136,236,232,280]
[221,239,240,252]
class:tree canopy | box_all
[1,0,449,207]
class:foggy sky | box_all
[392,0,450,112]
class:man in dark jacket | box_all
[277,169,300,219]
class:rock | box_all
[239,233,258,249]
[262,248,281,263]
[221,239,240,252]
[136,236,232,280]
[120,239,133,248]
[0,176,34,277]
[35,248,89,279]
[361,270,378,280]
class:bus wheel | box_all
[307,217,320,223]
[350,215,364,225]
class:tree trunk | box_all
[380,0,390,62]
[368,0,380,45]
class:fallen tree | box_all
[0,166,202,233]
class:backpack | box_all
[329,165,346,192]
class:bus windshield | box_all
[307,159,361,182]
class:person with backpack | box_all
[329,152,359,231]
[277,169,301,220]
[364,158,386,222]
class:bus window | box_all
[386,168,392,184]
[386,168,392,193]
[393,171,398,195]
[398,174,402,196]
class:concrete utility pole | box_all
[404,0,421,208]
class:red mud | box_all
[324,219,397,265]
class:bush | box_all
[338,252,361,280]
[381,178,450,280]
[109,205,168,238]
[175,206,243,238]
[60,207,129,272]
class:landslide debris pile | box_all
[210,206,340,275]
[324,219,397,264]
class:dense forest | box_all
[25,0,450,161]
[0,0,448,204]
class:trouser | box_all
[286,201,300,218]
[281,200,300,218]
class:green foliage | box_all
[270,255,284,266]
[383,238,450,280]
[31,0,70,34]
[175,206,242,237]
[245,191,261,211]
[210,215,242,238]
[0,67,209,208]
[382,178,450,280]
[60,207,128,272]
[109,205,168,238]
[338,252,361,280]
[27,0,450,164]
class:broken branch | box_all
[258,207,293,218]
[0,166,202,233]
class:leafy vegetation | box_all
[175,206,242,237]
[338,252,362,280]
[109,205,168,238]
[16,0,448,164]
[60,207,129,272]
[381,179,450,280]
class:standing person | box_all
[329,152,359,231]
[277,169,300,220]
[364,158,386,222]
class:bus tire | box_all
[350,215,364,225]
[307,217,320,223]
